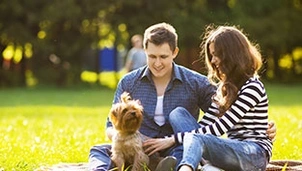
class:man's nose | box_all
[155,57,161,65]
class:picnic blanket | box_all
[35,163,88,171]
[35,160,302,171]
[266,160,302,171]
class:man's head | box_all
[142,23,179,79]
[131,34,143,48]
[143,22,178,52]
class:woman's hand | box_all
[267,121,277,142]
[143,137,175,156]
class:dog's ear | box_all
[111,109,118,117]
[135,99,141,105]
[109,104,119,118]
[134,99,143,111]
[120,92,131,103]
[109,105,119,127]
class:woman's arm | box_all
[175,81,267,144]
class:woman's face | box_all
[209,43,221,71]
[209,43,225,80]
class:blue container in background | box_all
[99,47,117,72]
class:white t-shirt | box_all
[154,95,165,126]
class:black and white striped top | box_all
[173,77,273,158]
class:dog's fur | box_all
[109,92,149,171]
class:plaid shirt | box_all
[106,63,216,138]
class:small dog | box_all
[109,92,149,171]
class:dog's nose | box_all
[131,112,136,116]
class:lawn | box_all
[0,83,301,171]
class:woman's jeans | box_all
[172,107,268,171]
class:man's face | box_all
[145,42,178,79]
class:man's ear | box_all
[172,47,179,59]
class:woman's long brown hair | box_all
[201,25,263,116]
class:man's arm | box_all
[143,121,277,156]
[267,121,277,142]
[105,126,115,141]
[143,137,175,156]
[105,114,115,141]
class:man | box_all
[88,22,276,171]
[124,34,147,72]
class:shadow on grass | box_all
[0,86,115,107]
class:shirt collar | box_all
[140,63,183,83]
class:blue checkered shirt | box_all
[106,63,216,138]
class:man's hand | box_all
[143,137,175,156]
[267,121,276,142]
[105,127,116,141]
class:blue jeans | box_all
[169,107,201,166]
[179,134,268,171]
[89,144,113,171]
[88,143,184,171]
[173,108,269,171]
[88,107,198,171]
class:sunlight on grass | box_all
[0,84,301,170]
[0,88,114,171]
[0,106,112,170]
[0,106,110,171]
[266,83,302,160]
[269,106,302,160]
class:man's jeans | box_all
[88,143,183,171]
[171,107,268,171]
[88,107,191,171]
[89,144,113,171]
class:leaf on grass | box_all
[281,162,288,171]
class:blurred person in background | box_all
[124,34,147,72]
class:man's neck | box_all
[152,71,172,96]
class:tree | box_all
[231,0,302,80]
[0,0,301,87]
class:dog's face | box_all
[110,92,143,134]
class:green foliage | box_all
[0,0,302,87]
[230,0,302,80]
[0,84,302,170]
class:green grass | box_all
[0,83,301,170]
[265,83,302,160]
[0,87,114,171]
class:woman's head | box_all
[201,25,263,115]
[203,25,262,84]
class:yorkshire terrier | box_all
[109,92,149,171]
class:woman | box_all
[177,25,273,171]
